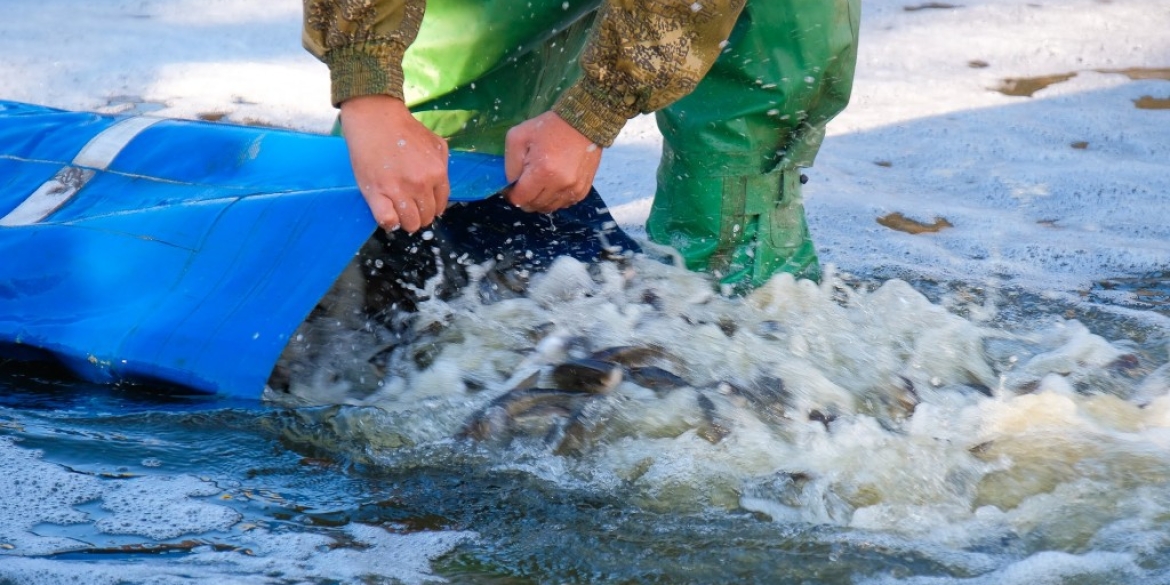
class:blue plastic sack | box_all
[0,101,506,397]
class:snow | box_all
[2,0,1168,297]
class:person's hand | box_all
[504,111,602,214]
[339,95,450,233]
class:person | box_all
[303,0,859,291]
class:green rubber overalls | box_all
[400,0,859,289]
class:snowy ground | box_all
[2,0,1168,304]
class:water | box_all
[3,256,1170,584]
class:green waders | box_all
[401,0,860,289]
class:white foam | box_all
[0,525,476,585]
[860,550,1141,585]
[94,475,242,540]
[0,437,104,555]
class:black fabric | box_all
[358,188,641,315]
[437,187,641,268]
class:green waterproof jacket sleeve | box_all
[302,0,426,106]
[552,0,747,147]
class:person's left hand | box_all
[504,111,602,214]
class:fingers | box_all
[365,193,400,232]
[433,175,451,214]
[504,125,547,211]
[526,181,588,214]
[340,95,451,233]
[505,141,589,212]
[361,173,445,233]
[503,111,603,214]
[433,139,451,214]
[509,159,593,213]
[504,126,526,184]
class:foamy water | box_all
[252,254,1170,581]
[3,254,1169,582]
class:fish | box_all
[627,366,691,392]
[696,393,731,444]
[551,358,623,394]
[718,377,791,425]
[548,395,617,456]
[589,344,683,370]
[807,409,837,431]
[753,320,788,342]
[640,288,664,311]
[456,388,584,442]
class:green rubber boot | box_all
[648,0,860,290]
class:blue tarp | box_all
[0,101,507,397]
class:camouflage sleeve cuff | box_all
[551,82,633,148]
[325,42,409,107]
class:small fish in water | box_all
[457,388,584,442]
[640,288,664,311]
[808,409,837,431]
[696,393,731,444]
[894,376,919,411]
[509,403,576,436]
[753,320,788,342]
[590,345,681,369]
[551,358,623,394]
[719,377,790,425]
[548,395,617,456]
[627,366,691,393]
[717,317,738,338]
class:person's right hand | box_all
[339,95,450,233]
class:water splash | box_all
[272,253,1170,559]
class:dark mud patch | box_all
[877,212,954,234]
[1099,67,1170,82]
[1134,96,1170,110]
[995,73,1078,97]
[994,67,1170,98]
[904,2,962,11]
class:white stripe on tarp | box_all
[73,116,164,170]
[0,116,164,227]
[0,167,95,227]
